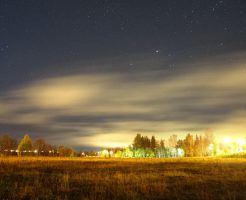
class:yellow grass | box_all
[0,157,246,200]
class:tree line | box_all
[130,129,214,157]
[0,134,77,157]
[1,129,216,158]
[100,129,215,158]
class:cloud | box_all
[1,52,246,147]
[14,75,104,109]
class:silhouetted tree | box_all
[58,146,77,157]
[142,136,150,149]
[150,136,157,150]
[33,138,48,156]
[160,139,165,149]
[193,134,202,156]
[168,135,177,147]
[157,139,166,157]
[0,135,17,155]
[176,139,184,149]
[133,133,142,149]
[183,134,194,157]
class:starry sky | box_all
[1,0,246,149]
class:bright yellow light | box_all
[223,137,231,144]
[102,149,109,155]
[208,143,214,151]
[237,138,246,146]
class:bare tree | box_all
[0,135,17,155]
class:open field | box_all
[0,157,246,200]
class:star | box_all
[218,42,224,47]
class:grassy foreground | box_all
[0,157,246,200]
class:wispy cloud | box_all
[1,52,246,147]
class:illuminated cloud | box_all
[1,52,246,147]
[15,75,103,108]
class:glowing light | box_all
[208,144,214,151]
[102,149,109,154]
[223,137,231,144]
[237,138,246,146]
[177,148,184,157]
[100,149,109,157]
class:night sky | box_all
[1,0,246,149]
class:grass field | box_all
[0,157,246,200]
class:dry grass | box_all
[0,157,246,200]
